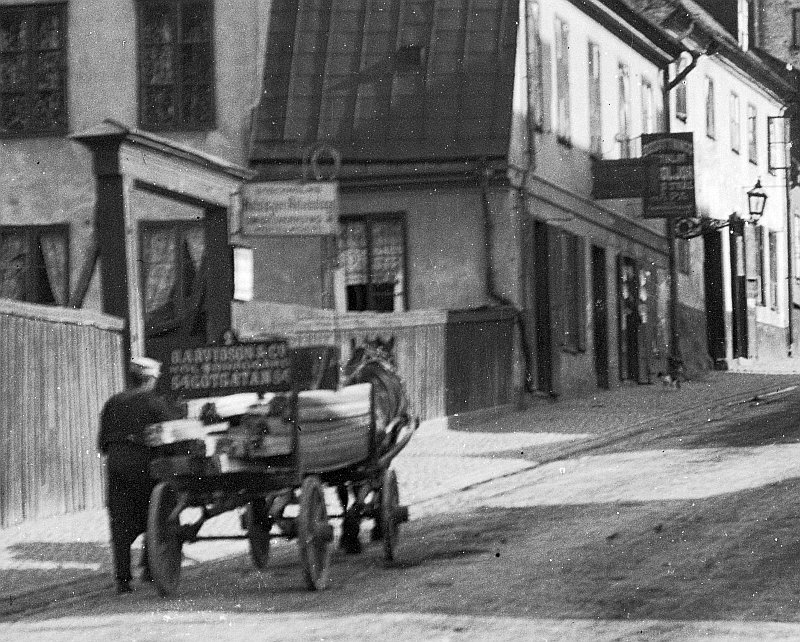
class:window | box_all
[677,237,691,275]
[139,220,206,335]
[755,225,766,306]
[554,17,570,144]
[617,62,631,158]
[769,230,778,310]
[588,42,601,156]
[528,1,544,132]
[0,3,67,137]
[793,9,800,47]
[137,0,215,131]
[640,77,654,135]
[747,103,757,164]
[0,224,69,305]
[674,57,687,122]
[729,92,740,153]
[340,216,406,312]
[561,231,586,352]
[705,76,715,139]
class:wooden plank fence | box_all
[0,299,125,528]
[238,307,517,422]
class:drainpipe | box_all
[479,160,534,393]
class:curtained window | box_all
[340,215,406,312]
[705,76,715,139]
[137,0,215,131]
[617,62,630,158]
[140,220,206,334]
[0,224,68,305]
[588,41,601,156]
[554,16,570,144]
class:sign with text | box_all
[167,339,292,398]
[641,133,696,219]
[242,181,339,235]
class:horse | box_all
[337,335,410,553]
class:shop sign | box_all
[167,338,292,398]
[641,133,696,219]
[241,181,339,235]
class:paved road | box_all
[5,376,800,640]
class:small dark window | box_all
[793,9,800,47]
[0,3,68,137]
[0,224,69,304]
[137,0,215,131]
[340,215,406,313]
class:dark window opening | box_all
[137,0,215,131]
[0,3,68,137]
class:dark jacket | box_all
[98,388,182,475]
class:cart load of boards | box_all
[145,383,374,473]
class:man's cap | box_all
[130,356,162,378]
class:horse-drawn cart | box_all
[145,338,417,597]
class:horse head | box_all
[343,335,397,383]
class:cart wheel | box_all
[147,482,183,597]
[297,476,333,590]
[246,499,272,570]
[381,468,405,563]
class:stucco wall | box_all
[341,187,490,311]
[0,0,262,311]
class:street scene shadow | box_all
[24,479,800,625]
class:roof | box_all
[249,0,518,165]
[622,0,798,101]
[72,119,256,181]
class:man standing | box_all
[98,356,181,594]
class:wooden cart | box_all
[145,383,418,597]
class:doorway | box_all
[592,245,609,388]
[618,255,639,382]
[703,231,726,364]
[533,221,554,394]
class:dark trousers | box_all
[107,467,156,583]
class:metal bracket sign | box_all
[641,132,696,219]
[241,181,339,235]
[167,338,292,398]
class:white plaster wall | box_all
[671,52,789,329]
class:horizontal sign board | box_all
[641,133,696,219]
[167,339,292,398]
[242,181,339,235]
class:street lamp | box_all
[746,179,767,222]
[674,179,767,239]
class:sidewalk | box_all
[2,370,798,617]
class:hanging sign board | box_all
[241,181,339,235]
[167,338,292,398]
[641,132,696,219]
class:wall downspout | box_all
[480,161,534,393]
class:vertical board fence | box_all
[0,300,125,528]
[239,307,516,422]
